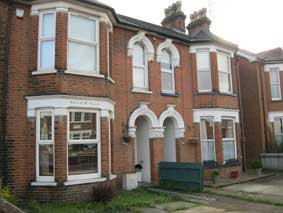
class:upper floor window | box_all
[161,50,175,93]
[217,52,232,93]
[132,43,148,89]
[269,68,281,100]
[274,117,283,146]
[38,12,56,70]
[196,50,212,92]
[68,14,99,74]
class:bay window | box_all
[196,50,212,92]
[68,111,100,180]
[68,14,99,74]
[161,50,175,93]
[200,117,216,161]
[38,12,56,70]
[217,52,232,93]
[132,43,148,89]
[269,68,281,100]
[222,118,237,162]
[36,110,54,182]
[274,117,283,146]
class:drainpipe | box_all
[235,51,247,172]
[1,0,13,186]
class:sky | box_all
[101,0,283,53]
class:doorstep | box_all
[204,173,274,188]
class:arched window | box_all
[133,43,148,89]
[161,50,175,93]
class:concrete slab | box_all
[176,206,244,213]
[156,201,197,212]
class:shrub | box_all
[0,187,17,204]
[251,160,263,169]
[211,170,220,177]
[93,183,117,204]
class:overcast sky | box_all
[101,0,283,53]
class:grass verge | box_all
[21,188,183,213]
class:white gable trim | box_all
[193,108,239,123]
[157,39,180,67]
[268,111,283,122]
[190,44,234,58]
[26,95,115,118]
[264,64,283,72]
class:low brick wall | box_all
[261,153,283,170]
[204,166,242,181]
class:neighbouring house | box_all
[0,0,245,201]
[238,48,283,164]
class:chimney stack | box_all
[187,8,211,36]
[161,1,187,32]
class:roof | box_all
[256,47,283,62]
[117,14,190,42]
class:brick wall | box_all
[0,0,9,182]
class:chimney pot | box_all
[187,8,211,35]
[161,1,187,32]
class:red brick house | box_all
[238,48,283,164]
[0,0,243,201]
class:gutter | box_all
[1,0,13,186]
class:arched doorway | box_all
[163,118,176,162]
[135,116,151,183]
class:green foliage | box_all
[93,183,117,204]
[211,170,220,177]
[21,188,179,213]
[251,160,263,169]
[0,187,17,204]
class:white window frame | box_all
[67,109,101,181]
[67,12,100,76]
[274,117,283,145]
[217,51,233,94]
[132,43,149,90]
[37,11,56,72]
[221,117,237,163]
[269,68,281,101]
[196,49,212,92]
[200,116,216,162]
[36,109,55,182]
[161,50,175,94]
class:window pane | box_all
[69,112,97,140]
[217,53,229,72]
[271,85,281,98]
[161,72,173,92]
[39,144,54,176]
[42,13,55,38]
[200,118,214,140]
[69,41,97,71]
[270,71,279,83]
[222,119,234,138]
[197,51,210,70]
[68,144,98,175]
[198,71,212,91]
[161,50,172,70]
[70,15,96,42]
[219,72,231,92]
[133,67,145,88]
[40,41,55,69]
[202,140,215,161]
[40,111,52,141]
[223,140,236,161]
[84,112,91,121]
[133,44,145,66]
[274,118,283,134]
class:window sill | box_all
[65,70,105,79]
[196,91,237,97]
[31,181,57,187]
[108,77,115,84]
[109,174,117,180]
[32,69,57,75]
[131,88,153,95]
[161,92,178,97]
[64,177,107,186]
[271,99,283,102]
